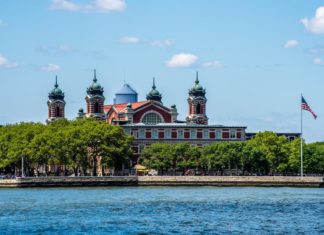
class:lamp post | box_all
[92,140,100,177]
[21,156,25,178]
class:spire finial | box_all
[93,69,97,82]
[152,77,156,89]
[55,75,58,88]
[195,71,199,84]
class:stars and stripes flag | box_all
[301,96,317,119]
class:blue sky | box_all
[0,0,323,142]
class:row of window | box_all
[125,129,241,140]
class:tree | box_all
[248,132,289,174]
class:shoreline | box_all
[0,176,323,188]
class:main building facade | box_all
[47,71,298,164]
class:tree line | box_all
[1,119,323,177]
[0,119,133,176]
[141,132,324,176]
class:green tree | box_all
[248,132,289,174]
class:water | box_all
[0,187,324,234]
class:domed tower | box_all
[85,69,105,119]
[146,77,162,103]
[114,83,138,104]
[186,72,208,125]
[47,76,66,123]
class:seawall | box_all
[0,176,323,188]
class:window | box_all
[216,130,221,139]
[165,129,171,139]
[190,130,196,139]
[94,102,100,113]
[139,144,145,153]
[131,146,138,153]
[124,129,131,134]
[132,130,138,138]
[142,113,162,124]
[203,130,209,139]
[230,130,236,139]
[139,129,145,138]
[56,107,60,117]
[152,129,158,139]
[178,130,184,139]
[196,103,201,114]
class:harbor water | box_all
[0,187,324,234]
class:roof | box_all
[104,101,150,113]
[123,123,247,129]
[49,76,64,100]
[146,78,162,103]
[246,132,301,136]
[189,72,205,96]
[87,70,104,96]
[115,84,137,95]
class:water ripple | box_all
[0,187,323,234]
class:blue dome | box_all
[114,83,138,104]
[116,84,138,95]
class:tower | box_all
[146,77,162,103]
[47,76,65,123]
[85,69,105,119]
[186,72,208,125]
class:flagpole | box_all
[300,94,303,177]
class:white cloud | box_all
[57,44,73,53]
[0,19,4,27]
[35,44,73,54]
[313,57,324,65]
[119,36,140,44]
[0,54,17,68]
[202,60,222,68]
[119,37,175,47]
[283,40,299,48]
[166,53,198,68]
[301,7,324,34]
[50,0,126,13]
[309,47,324,54]
[50,0,80,11]
[41,63,61,72]
[150,39,174,47]
[94,0,126,12]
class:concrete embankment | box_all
[0,176,323,188]
[138,176,324,187]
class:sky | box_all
[0,0,324,142]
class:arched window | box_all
[142,113,162,125]
[94,102,100,113]
[196,103,201,114]
[56,107,60,117]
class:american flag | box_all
[301,96,317,119]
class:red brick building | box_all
[47,71,300,164]
[103,72,246,163]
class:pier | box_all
[0,176,323,188]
